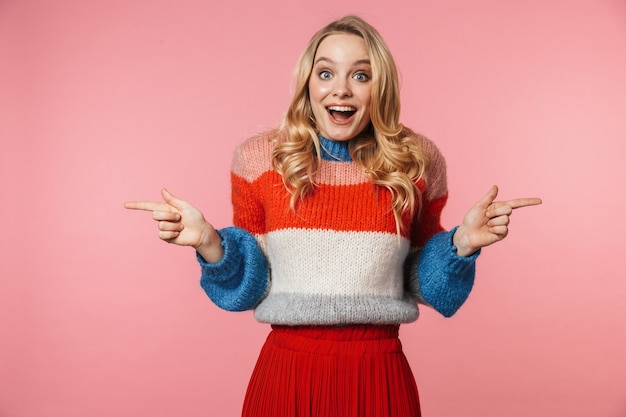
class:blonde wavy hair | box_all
[272,15,430,234]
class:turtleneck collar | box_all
[317,134,353,162]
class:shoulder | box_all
[404,129,448,199]
[232,130,279,182]
[412,133,446,167]
[401,127,445,163]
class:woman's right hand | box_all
[124,188,224,263]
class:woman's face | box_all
[308,33,372,142]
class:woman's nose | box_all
[332,78,352,97]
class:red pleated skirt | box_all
[241,324,421,417]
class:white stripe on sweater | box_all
[266,228,410,298]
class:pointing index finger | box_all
[124,201,171,212]
[504,197,543,210]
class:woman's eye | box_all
[354,72,369,82]
[319,70,332,80]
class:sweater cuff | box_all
[446,225,481,273]
[418,227,480,317]
[196,229,241,282]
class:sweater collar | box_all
[318,134,352,162]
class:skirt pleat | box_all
[241,325,421,417]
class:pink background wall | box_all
[1,0,625,416]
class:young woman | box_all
[125,15,541,417]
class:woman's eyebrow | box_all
[313,57,372,66]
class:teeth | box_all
[327,106,356,112]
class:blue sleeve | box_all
[197,226,269,312]
[411,226,480,317]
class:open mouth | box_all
[327,105,356,122]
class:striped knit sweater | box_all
[197,133,479,325]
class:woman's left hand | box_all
[453,185,542,257]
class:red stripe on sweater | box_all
[411,193,447,247]
[233,171,446,243]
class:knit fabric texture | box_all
[198,132,479,325]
